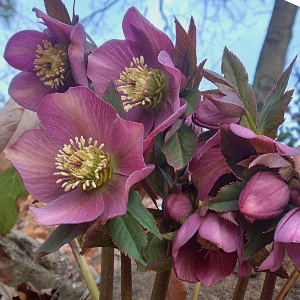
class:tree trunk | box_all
[253,0,298,112]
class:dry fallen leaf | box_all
[0,245,12,284]
[295,145,300,174]
[165,270,188,300]
[0,98,40,172]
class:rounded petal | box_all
[239,171,290,220]
[107,116,146,176]
[230,123,257,139]
[5,129,65,203]
[37,87,118,148]
[4,30,53,72]
[276,141,300,157]
[88,39,135,97]
[275,208,300,243]
[286,243,300,270]
[122,7,174,68]
[33,8,72,45]
[258,242,285,272]
[9,72,53,111]
[69,23,89,87]
[198,213,237,253]
[30,188,105,225]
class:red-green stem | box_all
[69,239,100,300]
[100,247,114,300]
[260,272,277,300]
[232,272,251,300]
[121,253,132,300]
[150,269,172,300]
[275,267,300,300]
[245,112,258,134]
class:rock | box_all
[0,230,86,299]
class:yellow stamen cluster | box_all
[117,56,165,112]
[54,136,113,192]
[33,40,71,89]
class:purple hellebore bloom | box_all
[259,207,300,272]
[163,193,193,223]
[5,87,154,225]
[193,92,244,131]
[87,7,186,148]
[172,212,243,286]
[4,8,92,112]
[239,171,290,220]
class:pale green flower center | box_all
[33,40,71,89]
[197,234,220,252]
[54,136,113,192]
[117,56,165,112]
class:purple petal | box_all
[239,171,290,220]
[38,87,117,148]
[198,213,237,253]
[276,141,300,157]
[107,117,146,176]
[5,129,65,203]
[122,7,174,68]
[9,72,53,111]
[193,97,240,130]
[275,208,300,243]
[163,193,193,223]
[230,123,257,138]
[33,8,72,45]
[286,243,300,270]
[88,39,134,97]
[68,23,88,87]
[258,242,285,272]
[4,30,53,72]
[30,188,105,225]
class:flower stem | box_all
[275,267,300,300]
[232,273,251,300]
[100,247,114,300]
[121,252,132,300]
[150,269,172,300]
[69,239,100,300]
[245,112,258,134]
[191,282,201,300]
[260,272,277,300]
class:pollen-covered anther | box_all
[33,40,71,89]
[54,136,113,192]
[116,56,165,112]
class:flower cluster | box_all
[3,1,300,291]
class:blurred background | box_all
[0,0,299,145]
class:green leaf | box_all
[242,218,279,261]
[257,58,296,139]
[136,232,171,271]
[107,214,147,264]
[44,0,72,25]
[206,181,246,211]
[127,191,161,239]
[180,89,201,118]
[102,81,125,119]
[35,224,82,260]
[161,123,197,171]
[221,47,257,123]
[0,168,28,234]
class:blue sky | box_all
[0,0,299,104]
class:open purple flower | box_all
[5,87,154,225]
[4,8,92,112]
[172,212,243,285]
[87,7,186,148]
[259,207,300,272]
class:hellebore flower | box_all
[4,8,92,112]
[172,212,242,286]
[259,207,300,272]
[87,7,186,148]
[239,171,290,220]
[193,92,245,131]
[5,87,154,225]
